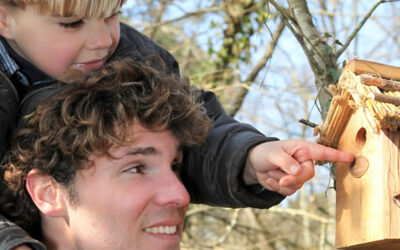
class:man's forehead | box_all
[111,125,180,156]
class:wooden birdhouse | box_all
[315,59,400,249]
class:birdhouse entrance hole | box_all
[355,127,367,148]
[394,193,400,208]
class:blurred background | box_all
[122,1,400,249]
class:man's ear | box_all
[0,5,14,38]
[26,169,67,217]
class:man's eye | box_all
[124,165,144,174]
[60,20,84,29]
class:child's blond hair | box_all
[1,0,126,17]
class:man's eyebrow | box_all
[126,147,158,156]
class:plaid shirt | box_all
[0,39,30,86]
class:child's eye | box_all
[108,10,122,19]
[105,11,121,22]
[60,19,84,29]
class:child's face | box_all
[2,5,120,79]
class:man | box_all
[1,58,211,249]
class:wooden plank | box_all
[346,59,400,81]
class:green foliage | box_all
[210,0,273,70]
[342,60,347,68]
[327,67,342,83]
[334,39,344,46]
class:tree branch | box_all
[269,0,298,34]
[270,0,332,75]
[336,0,387,57]
[288,0,333,69]
[229,21,285,116]
[136,4,225,31]
[268,207,334,224]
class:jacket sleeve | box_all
[181,91,285,208]
[0,72,18,161]
[0,215,45,250]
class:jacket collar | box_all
[0,37,55,87]
[0,37,30,86]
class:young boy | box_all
[0,0,354,248]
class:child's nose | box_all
[87,20,113,50]
[154,169,190,208]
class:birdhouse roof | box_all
[315,59,400,148]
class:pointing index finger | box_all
[307,142,354,163]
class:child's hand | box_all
[243,139,354,196]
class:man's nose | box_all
[86,20,113,50]
[155,170,190,208]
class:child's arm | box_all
[181,91,286,208]
[243,139,355,196]
[181,91,354,208]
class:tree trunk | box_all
[287,0,338,119]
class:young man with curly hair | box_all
[2,59,211,249]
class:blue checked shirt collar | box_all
[0,38,30,86]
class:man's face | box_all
[63,122,189,250]
[2,4,120,79]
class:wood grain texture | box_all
[347,59,400,81]
[335,108,400,248]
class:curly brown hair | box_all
[0,58,211,237]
